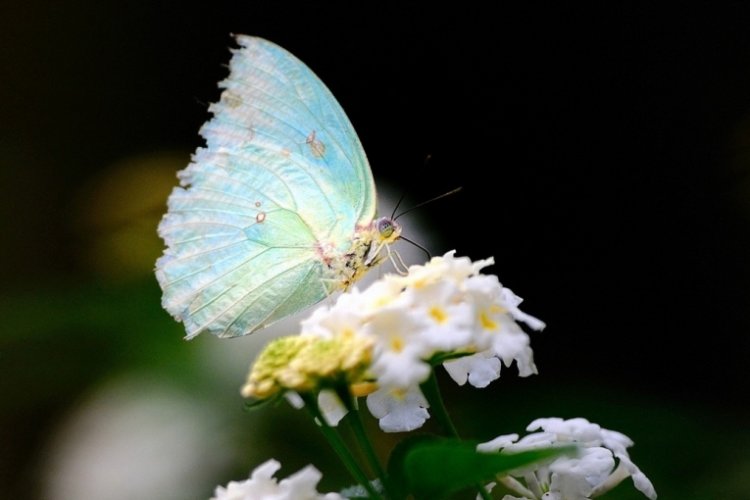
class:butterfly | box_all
[156,36,401,339]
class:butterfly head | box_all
[374,217,401,245]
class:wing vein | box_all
[196,257,314,334]
[220,260,319,336]
[227,72,360,173]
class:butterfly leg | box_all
[386,245,409,275]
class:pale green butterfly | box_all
[156,35,401,339]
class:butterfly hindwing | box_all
[156,36,376,338]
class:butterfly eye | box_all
[376,219,393,238]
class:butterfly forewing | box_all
[156,36,377,338]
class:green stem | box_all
[335,386,393,497]
[301,393,383,500]
[419,371,492,500]
[419,371,459,438]
[475,480,494,500]
[348,409,387,479]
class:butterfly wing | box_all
[156,36,377,339]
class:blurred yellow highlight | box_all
[73,151,186,281]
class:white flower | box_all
[364,306,431,388]
[404,277,477,351]
[478,418,657,500]
[370,251,544,391]
[317,389,347,427]
[255,250,544,432]
[300,288,367,339]
[366,384,430,432]
[356,276,406,313]
[465,274,541,375]
[210,459,343,500]
[443,350,502,388]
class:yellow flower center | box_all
[390,387,408,400]
[390,336,404,353]
[480,310,498,331]
[429,306,448,324]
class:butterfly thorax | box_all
[317,217,401,291]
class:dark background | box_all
[2,2,748,499]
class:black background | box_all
[2,2,749,499]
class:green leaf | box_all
[388,435,576,500]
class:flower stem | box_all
[336,387,393,497]
[301,393,383,500]
[419,372,492,500]
[419,370,459,438]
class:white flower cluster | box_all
[300,251,545,432]
[210,459,342,500]
[478,417,657,500]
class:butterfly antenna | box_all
[400,235,432,260]
[393,186,463,221]
[391,153,434,219]
[390,192,407,219]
